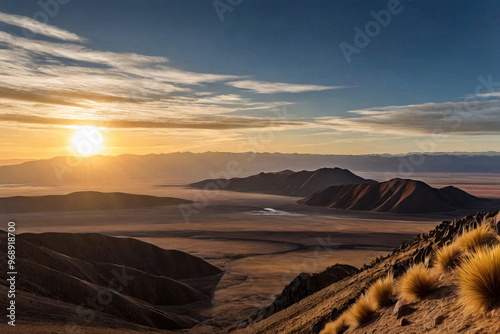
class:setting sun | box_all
[71,126,105,157]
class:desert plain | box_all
[1,172,499,333]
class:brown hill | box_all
[190,168,375,197]
[0,232,222,330]
[21,232,222,279]
[298,178,490,214]
[0,191,190,213]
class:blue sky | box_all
[1,0,500,158]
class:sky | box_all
[1,0,500,159]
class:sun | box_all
[71,126,105,157]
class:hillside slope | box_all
[238,210,500,334]
[298,178,489,214]
[0,232,222,330]
[190,168,374,197]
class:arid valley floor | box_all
[1,173,499,333]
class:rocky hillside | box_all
[190,168,374,197]
[298,178,490,214]
[249,264,359,324]
[238,210,500,334]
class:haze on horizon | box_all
[1,1,500,160]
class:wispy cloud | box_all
[0,12,85,42]
[318,99,500,135]
[0,113,304,130]
[226,80,348,94]
[474,91,500,99]
[0,12,343,139]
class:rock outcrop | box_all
[249,264,359,324]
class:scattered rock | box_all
[434,315,446,326]
[400,317,410,326]
[393,300,416,319]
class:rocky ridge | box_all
[238,210,500,334]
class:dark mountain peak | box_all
[190,167,372,197]
[299,178,490,214]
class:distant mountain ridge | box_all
[298,178,490,214]
[0,152,499,185]
[190,167,375,197]
[0,191,190,213]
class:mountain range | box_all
[190,167,375,197]
[0,152,499,185]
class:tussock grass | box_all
[456,223,498,253]
[367,274,396,309]
[344,294,376,327]
[434,243,463,272]
[319,315,348,334]
[456,244,500,313]
[398,263,440,301]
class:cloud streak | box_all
[0,113,304,130]
[318,99,500,135]
[0,12,85,42]
[226,80,348,94]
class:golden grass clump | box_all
[456,223,498,253]
[319,315,348,334]
[367,274,396,309]
[344,294,376,327]
[456,244,500,313]
[434,243,463,272]
[398,263,440,301]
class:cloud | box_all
[0,88,145,107]
[474,91,500,99]
[0,15,337,136]
[0,31,167,68]
[226,80,348,94]
[0,113,304,130]
[318,99,500,136]
[0,12,85,42]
